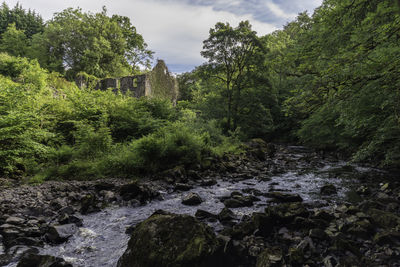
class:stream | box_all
[5,146,385,267]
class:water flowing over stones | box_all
[1,145,399,266]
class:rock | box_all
[182,192,203,206]
[5,216,25,225]
[320,184,337,195]
[195,209,217,222]
[200,179,217,186]
[251,213,274,237]
[256,247,284,267]
[218,208,237,223]
[373,231,400,246]
[58,214,83,227]
[223,193,257,208]
[309,228,329,241]
[80,194,100,214]
[17,253,72,267]
[117,213,222,267]
[94,181,115,191]
[265,192,303,203]
[119,182,157,203]
[174,183,192,191]
[265,202,309,225]
[368,208,400,228]
[46,224,77,244]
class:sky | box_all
[5,0,323,73]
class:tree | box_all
[33,7,153,79]
[0,23,28,56]
[0,2,44,38]
[201,21,262,130]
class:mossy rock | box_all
[117,212,222,267]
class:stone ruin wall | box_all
[75,60,178,104]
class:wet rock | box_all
[223,192,258,208]
[195,209,217,222]
[182,192,203,206]
[46,224,77,244]
[187,170,201,180]
[200,179,217,186]
[17,253,72,267]
[218,208,236,223]
[320,184,337,195]
[80,194,100,214]
[119,182,158,203]
[117,213,222,267]
[58,214,83,227]
[174,183,192,191]
[265,202,309,225]
[256,247,284,267]
[162,165,186,183]
[5,216,25,225]
[266,192,303,203]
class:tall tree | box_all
[0,2,44,38]
[201,21,262,130]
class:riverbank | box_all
[1,143,399,266]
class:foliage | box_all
[201,21,263,131]
[269,0,400,166]
[0,2,44,38]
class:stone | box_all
[58,214,83,227]
[174,183,193,191]
[46,224,77,244]
[368,208,400,228]
[17,253,72,267]
[320,184,337,195]
[265,202,309,225]
[195,209,217,221]
[117,213,222,267]
[182,192,203,206]
[218,208,237,223]
[5,216,25,225]
[256,247,284,267]
[309,228,329,241]
[200,179,217,186]
[80,194,100,214]
[94,181,115,191]
[265,192,303,203]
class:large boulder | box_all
[46,224,77,244]
[117,212,223,267]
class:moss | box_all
[118,213,221,267]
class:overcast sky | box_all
[5,0,322,73]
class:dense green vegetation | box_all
[0,0,399,181]
[0,53,239,180]
[180,0,400,167]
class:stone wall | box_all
[75,60,178,104]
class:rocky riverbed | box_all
[1,142,399,266]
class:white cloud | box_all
[265,1,297,20]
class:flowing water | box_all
[5,146,384,267]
